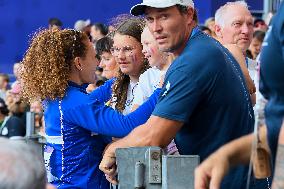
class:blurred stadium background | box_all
[0,0,281,77]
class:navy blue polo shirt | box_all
[260,2,284,172]
[152,30,256,188]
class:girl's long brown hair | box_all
[111,17,150,112]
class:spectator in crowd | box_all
[109,17,150,115]
[99,0,265,188]
[215,1,254,55]
[248,30,266,60]
[0,137,56,189]
[30,100,44,134]
[204,17,217,38]
[86,36,118,93]
[5,82,29,127]
[194,2,284,188]
[108,25,116,33]
[0,98,25,138]
[133,25,173,109]
[11,62,21,89]
[199,25,212,36]
[96,36,119,79]
[90,23,108,44]
[19,28,160,188]
[74,19,92,39]
[0,73,10,100]
[215,1,257,101]
[254,18,268,32]
[48,17,63,30]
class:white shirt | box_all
[133,68,162,106]
[111,81,139,115]
[247,58,258,85]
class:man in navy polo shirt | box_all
[99,1,262,188]
[195,2,284,189]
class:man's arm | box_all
[194,126,268,189]
[99,115,183,183]
[194,133,253,189]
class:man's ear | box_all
[74,57,82,71]
[185,7,194,25]
[215,24,223,38]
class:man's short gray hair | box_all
[0,138,46,189]
[215,1,249,28]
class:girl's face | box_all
[249,37,262,58]
[141,27,165,68]
[99,52,119,79]
[112,33,144,77]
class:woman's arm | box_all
[89,78,115,104]
[63,88,161,138]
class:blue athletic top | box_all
[44,79,160,188]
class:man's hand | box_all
[99,144,118,184]
[194,150,230,189]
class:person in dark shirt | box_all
[195,2,284,189]
[99,1,261,188]
[0,98,25,138]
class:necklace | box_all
[125,82,138,107]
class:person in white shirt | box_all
[132,26,173,108]
[133,26,178,155]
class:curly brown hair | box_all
[110,17,150,112]
[20,29,89,102]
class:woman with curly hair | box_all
[20,28,159,188]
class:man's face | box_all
[145,6,193,54]
[217,5,254,52]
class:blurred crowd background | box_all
[0,0,272,75]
